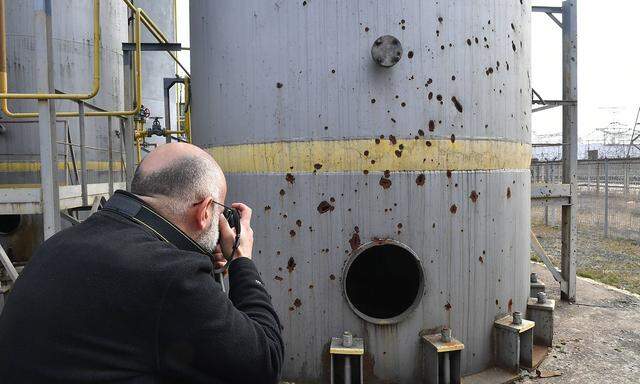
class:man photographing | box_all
[0,143,284,383]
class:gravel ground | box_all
[519,263,640,384]
[531,223,640,295]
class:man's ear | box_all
[193,197,214,231]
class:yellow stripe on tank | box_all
[0,161,123,173]
[206,138,532,173]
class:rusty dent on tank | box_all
[317,200,335,214]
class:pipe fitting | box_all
[441,327,452,343]
[512,311,523,325]
[342,331,353,347]
[537,291,547,304]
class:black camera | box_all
[222,207,240,231]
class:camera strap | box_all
[102,190,226,290]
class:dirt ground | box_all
[519,263,640,384]
[532,223,640,295]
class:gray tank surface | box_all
[190,0,532,381]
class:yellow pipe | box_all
[2,7,143,118]
[184,77,191,143]
[0,0,101,100]
[135,121,143,163]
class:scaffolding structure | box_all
[530,0,579,302]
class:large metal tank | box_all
[0,0,127,261]
[190,0,532,381]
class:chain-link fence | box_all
[531,158,640,241]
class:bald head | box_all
[131,143,226,219]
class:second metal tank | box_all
[190,0,532,381]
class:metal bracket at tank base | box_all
[329,334,364,384]
[493,315,536,372]
[421,329,464,384]
[371,35,402,67]
[530,272,546,298]
[527,294,556,347]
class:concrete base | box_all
[421,334,464,384]
[530,281,546,298]
[462,367,519,384]
[494,315,535,372]
[330,337,364,384]
[527,298,555,347]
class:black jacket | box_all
[0,207,284,383]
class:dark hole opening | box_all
[0,215,21,235]
[345,244,423,321]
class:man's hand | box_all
[212,244,227,270]
[219,203,254,261]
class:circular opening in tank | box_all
[0,215,21,235]
[343,241,424,325]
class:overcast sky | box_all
[176,1,640,145]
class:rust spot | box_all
[479,256,484,263]
[371,98,376,104]
[317,201,335,214]
[287,257,296,273]
[426,140,432,147]
[451,96,463,113]
[394,150,402,158]
[428,120,435,131]
[285,173,295,184]
[383,170,391,177]
[512,41,516,52]
[496,299,499,305]
[450,134,456,143]
[274,275,283,281]
[444,302,452,310]
[416,174,425,186]
[364,26,369,32]
[436,94,443,102]
[329,197,336,203]
[417,129,425,136]
[349,232,361,251]
[450,204,457,214]
[470,190,478,202]
[389,135,397,145]
[329,274,336,280]
[428,92,433,100]
[296,219,302,227]
[363,150,370,156]
[486,67,494,76]
[375,138,381,144]
[507,187,512,198]
[279,189,286,196]
[289,306,295,311]
[264,205,272,211]
[289,230,296,237]
[508,298,513,312]
[407,50,414,59]
[276,82,283,88]
[363,170,369,175]
[438,16,443,23]
[314,163,323,170]
[397,223,403,229]
[309,284,314,289]
[466,38,472,46]
[401,102,406,107]
[446,170,452,178]
[379,177,392,189]
[294,298,302,308]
